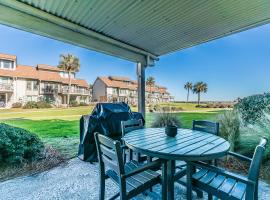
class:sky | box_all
[0,23,270,101]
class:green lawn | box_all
[0,104,223,158]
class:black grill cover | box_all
[78,102,144,162]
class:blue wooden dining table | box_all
[122,128,230,200]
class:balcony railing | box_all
[0,83,13,92]
[41,88,58,94]
[61,87,89,95]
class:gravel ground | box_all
[0,158,269,200]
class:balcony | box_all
[61,87,89,95]
[41,87,58,94]
[0,83,13,92]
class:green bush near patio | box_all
[238,111,270,161]
[0,123,44,165]
[151,113,182,127]
[235,93,270,124]
[218,110,240,151]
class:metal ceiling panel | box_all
[3,0,270,58]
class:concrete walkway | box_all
[0,158,269,200]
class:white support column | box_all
[137,62,146,119]
[5,93,8,108]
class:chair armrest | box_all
[227,151,252,163]
[190,161,255,186]
[121,144,128,150]
[122,159,163,179]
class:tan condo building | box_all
[93,76,174,105]
[0,53,90,108]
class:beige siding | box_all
[93,78,106,102]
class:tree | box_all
[193,82,208,105]
[146,76,155,103]
[184,82,193,102]
[58,54,80,107]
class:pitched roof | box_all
[0,53,17,61]
[37,64,63,72]
[99,76,137,90]
[108,76,132,82]
[98,76,170,94]
[0,65,89,88]
[62,78,89,88]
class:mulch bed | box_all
[0,145,66,182]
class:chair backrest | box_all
[94,132,125,176]
[192,120,219,135]
[248,137,268,182]
[121,119,143,136]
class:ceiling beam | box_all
[0,0,158,65]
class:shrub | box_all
[79,102,88,106]
[235,93,270,124]
[0,123,44,165]
[23,101,52,109]
[23,101,37,109]
[69,100,79,107]
[195,104,208,108]
[36,101,52,108]
[161,106,171,112]
[238,111,270,161]
[151,113,181,128]
[153,104,161,112]
[218,110,240,151]
[12,102,22,108]
[171,106,183,112]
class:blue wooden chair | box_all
[94,132,166,200]
[121,119,148,163]
[193,120,219,166]
[191,137,268,200]
[192,120,219,136]
[175,120,220,198]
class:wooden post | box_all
[5,93,8,107]
[137,62,146,119]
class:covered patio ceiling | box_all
[0,0,270,116]
[1,0,270,65]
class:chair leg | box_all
[162,161,168,200]
[208,193,213,200]
[191,166,203,198]
[99,173,105,200]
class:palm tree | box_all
[184,82,193,102]
[193,82,208,105]
[58,54,80,107]
[146,76,155,103]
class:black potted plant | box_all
[165,124,178,137]
[151,113,181,137]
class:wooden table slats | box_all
[124,128,230,161]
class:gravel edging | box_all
[0,158,269,200]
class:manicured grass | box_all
[0,105,223,158]
[146,110,223,128]
[158,102,224,112]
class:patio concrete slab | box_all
[0,158,269,200]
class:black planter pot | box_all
[165,125,178,137]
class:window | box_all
[26,81,32,90]
[119,89,127,95]
[26,80,39,91]
[112,88,118,95]
[0,77,11,84]
[33,81,38,91]
[0,60,14,69]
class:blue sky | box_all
[0,23,270,101]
